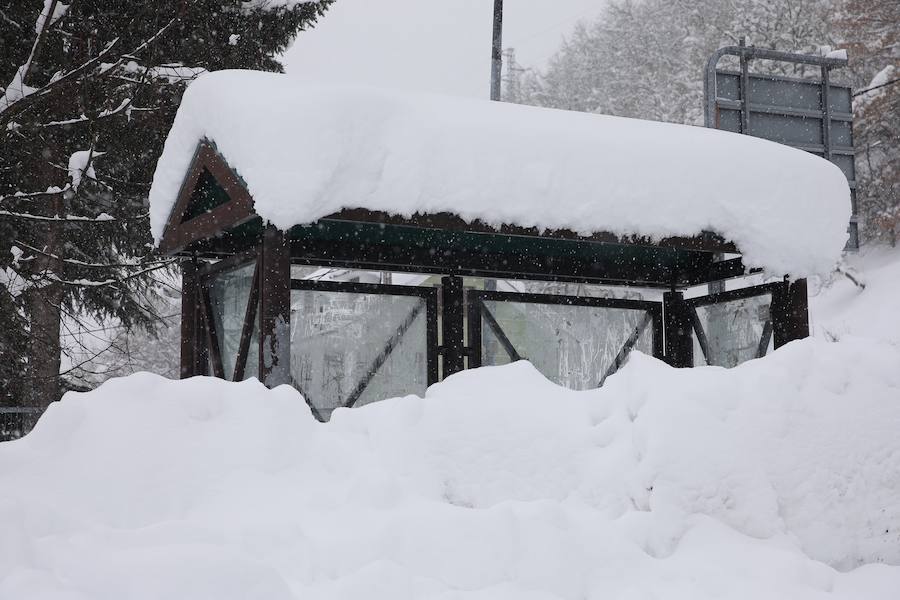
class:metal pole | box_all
[490,0,503,101]
[739,38,750,134]
[821,65,833,161]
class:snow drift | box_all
[2,336,899,599]
[149,70,850,276]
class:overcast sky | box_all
[283,1,606,98]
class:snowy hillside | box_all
[811,245,900,347]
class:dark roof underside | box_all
[162,146,749,289]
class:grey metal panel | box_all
[705,45,857,249]
[747,76,822,111]
[828,86,853,113]
[716,73,741,100]
[831,154,856,181]
[831,121,853,146]
[717,109,741,132]
[747,113,822,145]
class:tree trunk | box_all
[23,283,63,408]
[21,152,65,409]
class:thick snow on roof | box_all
[2,337,900,598]
[149,70,850,275]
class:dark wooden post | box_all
[180,257,206,378]
[663,291,694,368]
[259,226,291,387]
[772,278,810,348]
[441,275,466,378]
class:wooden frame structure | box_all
[161,142,810,413]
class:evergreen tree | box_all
[0,0,333,408]
[520,0,834,125]
[838,0,900,245]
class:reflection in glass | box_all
[479,300,653,390]
[692,293,772,368]
[208,262,256,380]
[290,290,428,420]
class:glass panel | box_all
[290,289,428,421]
[692,293,772,368]
[479,300,653,390]
[208,262,256,380]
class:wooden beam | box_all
[772,278,810,348]
[664,291,694,368]
[158,143,256,255]
[441,275,466,378]
[259,225,291,387]
[179,257,202,378]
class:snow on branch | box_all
[1,15,178,128]
[13,240,175,270]
[0,186,69,204]
[68,149,105,190]
[34,0,69,34]
[45,262,172,288]
[0,210,130,223]
[0,37,122,123]
[42,98,133,128]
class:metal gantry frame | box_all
[704,42,858,248]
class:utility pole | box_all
[484,0,504,308]
[490,0,503,101]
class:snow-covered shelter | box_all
[150,71,850,419]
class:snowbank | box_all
[149,70,850,276]
[2,336,899,599]
[811,245,900,347]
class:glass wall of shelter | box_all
[182,235,805,422]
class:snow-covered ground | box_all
[1,247,900,599]
[811,244,900,347]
